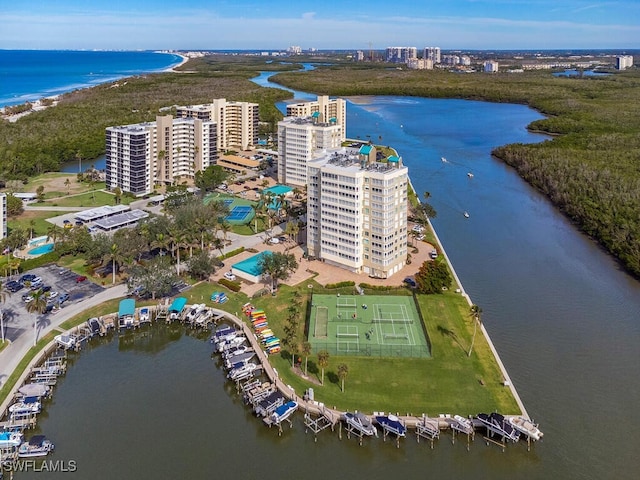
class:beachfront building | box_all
[407,58,433,70]
[105,115,217,196]
[306,145,408,279]
[0,193,7,240]
[175,98,259,152]
[385,47,418,64]
[277,116,342,187]
[286,95,346,141]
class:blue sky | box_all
[1,0,638,50]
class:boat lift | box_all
[304,406,336,442]
[415,415,440,449]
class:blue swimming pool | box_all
[262,185,292,196]
[28,243,54,256]
[232,251,272,277]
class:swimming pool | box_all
[28,243,54,256]
[262,185,293,196]
[232,251,272,278]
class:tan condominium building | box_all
[175,98,259,152]
[277,116,342,187]
[286,95,346,141]
[106,115,217,196]
[307,145,408,279]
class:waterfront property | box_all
[285,95,347,142]
[306,145,408,279]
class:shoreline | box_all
[0,51,189,123]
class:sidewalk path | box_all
[0,284,128,389]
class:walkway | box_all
[0,284,128,390]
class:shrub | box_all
[218,278,241,292]
[325,281,356,289]
[219,247,245,260]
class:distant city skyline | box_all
[1,0,639,51]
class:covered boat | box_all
[271,401,298,424]
[18,435,54,458]
[18,383,49,398]
[375,414,406,437]
[54,333,77,349]
[344,412,377,436]
[477,413,520,442]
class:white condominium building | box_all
[286,95,346,141]
[385,47,418,64]
[307,145,408,279]
[277,116,342,187]
[424,47,441,64]
[616,55,634,70]
[484,60,499,73]
[175,98,259,152]
[106,115,217,196]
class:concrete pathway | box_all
[0,284,128,389]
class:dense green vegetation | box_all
[272,66,640,277]
[0,66,292,179]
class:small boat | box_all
[441,157,447,163]
[344,412,377,436]
[217,335,246,353]
[508,416,544,441]
[18,435,54,458]
[54,333,77,349]
[139,307,150,323]
[224,351,256,369]
[0,430,23,449]
[228,362,259,381]
[463,211,470,218]
[477,413,520,442]
[222,344,252,359]
[87,317,103,336]
[467,172,474,178]
[186,303,206,322]
[271,401,298,424]
[375,414,406,437]
[9,396,41,415]
[452,414,474,435]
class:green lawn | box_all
[8,210,57,238]
[38,190,132,207]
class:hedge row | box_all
[218,278,241,292]
[218,247,245,261]
[324,281,356,289]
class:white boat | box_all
[224,351,256,369]
[508,416,544,441]
[54,333,77,349]
[139,307,150,323]
[18,383,50,398]
[452,414,474,435]
[222,345,252,360]
[344,412,377,436]
[18,435,54,458]
[228,362,258,381]
[441,157,447,162]
[467,172,474,178]
[186,303,206,322]
[463,211,470,218]
[217,335,245,353]
[9,396,41,415]
[0,430,23,448]
[271,401,298,424]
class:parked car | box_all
[46,291,58,299]
[403,277,417,288]
[75,275,87,283]
[430,249,438,259]
[40,285,52,293]
[58,293,70,304]
[29,278,43,290]
[22,293,34,302]
[223,271,236,281]
[268,237,280,245]
[19,274,36,284]
[6,281,23,292]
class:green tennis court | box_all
[308,294,431,358]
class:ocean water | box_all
[0,50,182,108]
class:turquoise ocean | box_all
[0,50,182,108]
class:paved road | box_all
[0,284,127,389]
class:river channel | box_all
[26,68,640,479]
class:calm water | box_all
[0,50,182,108]
[19,71,640,479]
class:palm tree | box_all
[0,280,9,343]
[26,289,47,346]
[171,228,189,274]
[337,363,349,392]
[468,304,483,357]
[151,233,171,257]
[47,224,62,244]
[317,350,330,385]
[301,341,312,376]
[103,243,125,285]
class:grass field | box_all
[38,190,127,207]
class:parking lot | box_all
[1,264,104,343]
